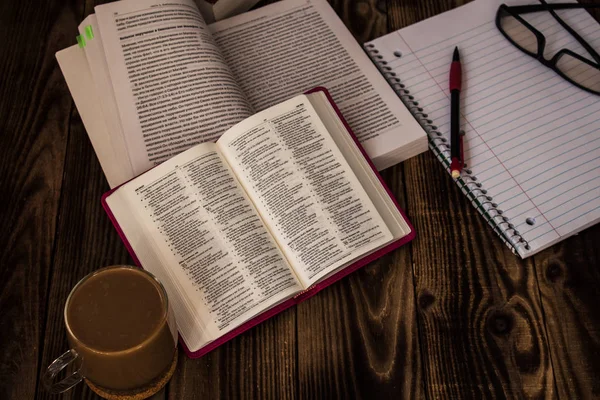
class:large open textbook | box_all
[56,0,427,188]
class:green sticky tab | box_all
[76,34,86,48]
[85,25,94,40]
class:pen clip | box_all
[459,129,465,168]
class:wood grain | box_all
[402,149,554,399]
[0,0,81,397]
[169,310,297,400]
[328,0,388,43]
[533,225,600,399]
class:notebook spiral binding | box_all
[364,44,530,255]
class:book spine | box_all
[364,43,529,256]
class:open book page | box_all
[366,0,600,257]
[306,91,412,240]
[56,46,131,188]
[94,0,254,177]
[209,0,427,170]
[77,15,135,186]
[217,95,394,287]
[106,143,302,352]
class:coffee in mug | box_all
[43,265,177,395]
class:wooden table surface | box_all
[1,0,599,399]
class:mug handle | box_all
[42,349,84,393]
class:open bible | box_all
[102,89,415,357]
[56,0,427,188]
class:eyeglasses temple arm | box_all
[546,3,600,65]
[503,3,600,65]
[507,3,600,14]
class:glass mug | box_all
[43,266,178,394]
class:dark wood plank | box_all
[169,311,297,400]
[0,0,82,397]
[328,0,388,43]
[296,251,422,400]
[533,226,600,399]
[404,151,555,399]
[296,261,420,399]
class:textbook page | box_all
[218,95,394,287]
[77,15,135,186]
[209,0,428,170]
[95,0,254,176]
[366,0,600,257]
[106,142,302,351]
[56,46,131,188]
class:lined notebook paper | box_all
[365,0,600,258]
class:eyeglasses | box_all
[496,1,600,95]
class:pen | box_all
[449,46,463,179]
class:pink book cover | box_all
[101,87,416,358]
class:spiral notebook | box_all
[365,0,600,258]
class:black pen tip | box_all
[453,46,460,62]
